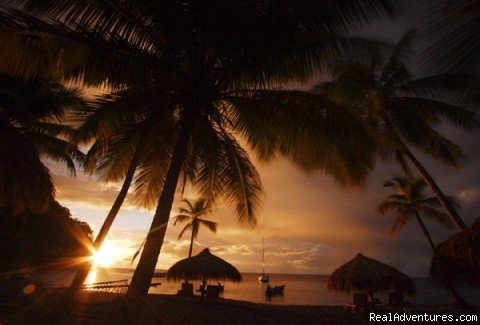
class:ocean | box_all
[30,268,480,306]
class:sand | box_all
[1,291,479,324]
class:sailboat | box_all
[258,238,269,283]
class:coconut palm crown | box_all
[174,198,217,258]
[378,175,456,250]
[0,72,85,217]
[316,29,480,231]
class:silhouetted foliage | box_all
[378,175,455,241]
[0,201,93,272]
[422,0,480,75]
[0,72,86,217]
[174,198,218,258]
[316,30,480,230]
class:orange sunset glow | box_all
[1,1,480,323]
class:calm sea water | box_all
[31,269,480,306]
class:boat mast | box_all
[262,237,265,275]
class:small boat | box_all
[258,237,270,283]
[265,285,285,296]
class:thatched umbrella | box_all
[167,248,242,282]
[327,253,416,300]
[431,218,480,288]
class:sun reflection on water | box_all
[86,267,97,285]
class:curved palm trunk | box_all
[126,112,194,312]
[382,114,467,231]
[402,146,466,231]
[414,211,436,251]
[68,148,140,291]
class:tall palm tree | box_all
[0,1,395,305]
[378,175,468,306]
[0,72,85,218]
[378,176,455,251]
[174,198,217,258]
[66,88,177,290]
[316,30,480,231]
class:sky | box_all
[47,2,480,276]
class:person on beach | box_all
[199,280,207,299]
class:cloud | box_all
[459,187,480,204]
[211,245,253,255]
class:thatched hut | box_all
[167,248,242,282]
[431,218,480,288]
[327,253,416,299]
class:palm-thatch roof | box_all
[431,218,480,288]
[166,248,242,282]
[327,253,416,295]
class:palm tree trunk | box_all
[382,113,467,231]
[126,111,194,310]
[67,147,140,291]
[188,223,194,258]
[414,211,436,251]
[50,148,141,321]
[401,145,466,231]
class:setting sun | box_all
[92,240,117,267]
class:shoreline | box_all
[2,291,479,324]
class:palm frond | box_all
[29,122,76,139]
[217,130,262,225]
[227,89,376,186]
[421,0,480,74]
[389,97,479,131]
[386,101,466,166]
[377,200,407,215]
[397,73,480,107]
[0,127,55,216]
[131,237,146,264]
[28,132,85,175]
[389,213,410,239]
[197,218,218,233]
[420,206,456,229]
[173,214,191,226]
[380,29,416,86]
[177,223,192,240]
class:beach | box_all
[2,269,480,323]
[2,291,479,324]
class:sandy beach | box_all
[1,291,479,324]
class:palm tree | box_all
[0,72,85,218]
[66,88,178,290]
[378,175,468,306]
[422,0,480,75]
[0,1,395,304]
[316,30,480,231]
[378,176,455,251]
[174,198,217,258]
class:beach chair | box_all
[388,292,411,312]
[344,293,369,313]
[206,285,221,299]
[176,282,193,298]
